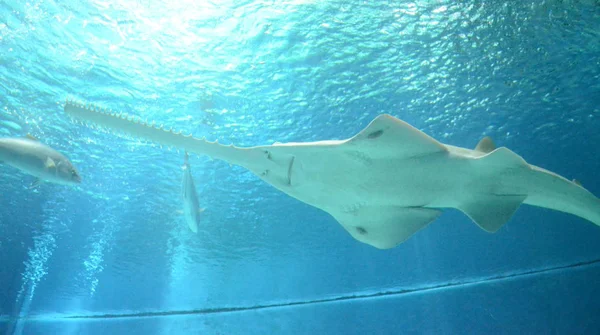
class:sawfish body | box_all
[64,101,600,249]
[181,151,204,233]
[0,136,81,186]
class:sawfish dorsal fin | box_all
[475,136,496,153]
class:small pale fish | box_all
[0,135,81,187]
[181,151,204,233]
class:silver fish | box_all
[0,135,81,186]
[181,151,204,233]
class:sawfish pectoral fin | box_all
[347,114,447,158]
[458,194,527,233]
[334,207,442,249]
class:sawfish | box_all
[181,151,205,233]
[63,100,600,249]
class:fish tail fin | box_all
[182,150,190,169]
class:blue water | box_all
[1,1,600,334]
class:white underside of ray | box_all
[64,100,600,249]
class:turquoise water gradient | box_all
[1,1,600,334]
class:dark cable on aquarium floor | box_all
[11,258,600,321]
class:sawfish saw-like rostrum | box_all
[64,100,600,249]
